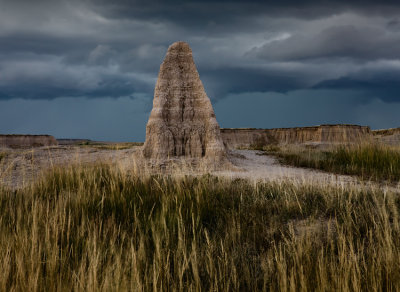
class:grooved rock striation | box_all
[373,127,400,145]
[142,41,227,166]
[221,125,372,148]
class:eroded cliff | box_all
[0,135,58,148]
[373,127,400,145]
[221,125,372,148]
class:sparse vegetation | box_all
[0,152,7,162]
[78,141,144,150]
[1,164,400,290]
[268,143,400,182]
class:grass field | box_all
[265,143,400,183]
[1,163,400,291]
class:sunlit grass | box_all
[1,163,400,290]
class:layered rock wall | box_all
[0,135,58,148]
[221,125,371,148]
[373,127,400,145]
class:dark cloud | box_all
[201,67,304,99]
[314,77,400,103]
[90,0,400,24]
[2,0,400,138]
[1,0,400,107]
[251,25,400,61]
[311,61,400,103]
[0,56,153,99]
[387,18,400,31]
[0,33,94,56]
[0,80,140,100]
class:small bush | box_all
[262,145,281,153]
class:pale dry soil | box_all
[221,150,399,192]
[0,146,399,192]
[0,146,139,190]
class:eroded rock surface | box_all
[142,41,227,167]
[0,135,58,148]
[221,125,372,149]
[373,128,400,145]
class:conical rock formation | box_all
[142,41,228,168]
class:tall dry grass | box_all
[269,143,400,183]
[77,142,144,150]
[0,162,400,291]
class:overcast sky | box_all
[1,0,400,141]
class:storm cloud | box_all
[1,0,400,139]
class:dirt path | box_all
[217,150,356,184]
[217,150,399,192]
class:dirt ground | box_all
[1,146,399,192]
[0,146,138,190]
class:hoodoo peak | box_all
[142,41,227,165]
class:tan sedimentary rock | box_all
[221,125,372,148]
[142,41,227,167]
[373,127,400,145]
[0,134,58,148]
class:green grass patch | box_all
[0,164,400,290]
[271,143,400,182]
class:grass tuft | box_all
[0,152,7,162]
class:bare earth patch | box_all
[0,146,399,192]
[221,149,357,184]
[221,150,399,192]
[0,146,139,190]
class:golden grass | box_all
[0,161,400,291]
[78,142,144,150]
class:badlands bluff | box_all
[0,134,58,148]
[143,41,228,167]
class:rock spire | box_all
[142,41,227,165]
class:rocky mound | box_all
[142,41,228,169]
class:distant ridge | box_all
[0,134,58,148]
[220,124,372,148]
